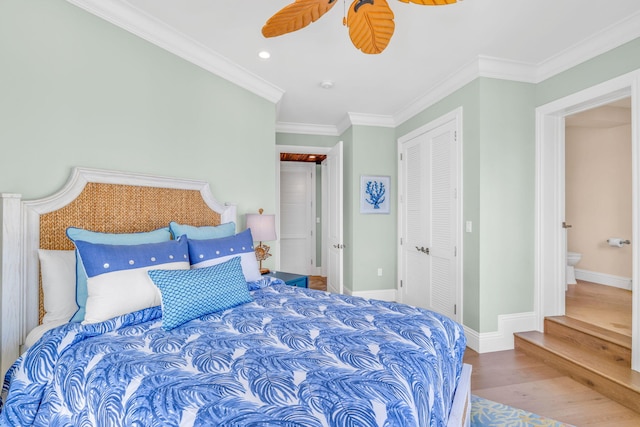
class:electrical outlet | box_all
[377,268,383,277]
[466,221,472,233]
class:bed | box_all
[0,167,470,426]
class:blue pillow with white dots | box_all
[73,236,190,324]
[187,228,261,282]
[66,226,172,322]
[148,256,253,330]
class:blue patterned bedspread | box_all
[1,284,466,426]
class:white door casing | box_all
[535,69,640,371]
[280,162,315,275]
[325,141,344,294]
[398,109,462,322]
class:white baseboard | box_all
[464,311,537,354]
[348,288,397,302]
[575,268,632,290]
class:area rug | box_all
[471,395,575,427]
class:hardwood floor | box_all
[308,275,327,291]
[566,280,632,337]
[468,280,640,426]
[464,348,640,426]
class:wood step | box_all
[545,316,631,367]
[514,330,640,413]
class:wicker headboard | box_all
[0,167,236,375]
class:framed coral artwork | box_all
[360,175,390,214]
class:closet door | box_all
[399,119,458,319]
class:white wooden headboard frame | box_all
[0,167,236,376]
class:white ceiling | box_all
[69,0,640,134]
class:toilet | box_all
[566,251,582,285]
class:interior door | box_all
[280,162,315,275]
[399,119,458,319]
[324,141,344,294]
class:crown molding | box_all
[536,11,640,82]
[394,57,481,126]
[335,114,353,135]
[394,56,539,126]
[66,0,284,104]
[394,12,640,127]
[67,0,640,132]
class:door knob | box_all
[562,222,572,229]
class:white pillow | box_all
[38,249,78,324]
[74,237,190,324]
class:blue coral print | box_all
[0,282,465,427]
[365,180,386,209]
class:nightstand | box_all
[266,271,309,288]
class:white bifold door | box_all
[399,116,460,321]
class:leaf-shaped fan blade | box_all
[262,0,338,38]
[347,0,395,54]
[397,0,456,4]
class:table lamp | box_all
[245,208,277,274]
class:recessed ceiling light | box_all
[258,50,271,60]
[320,80,334,89]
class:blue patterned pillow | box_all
[74,237,190,324]
[66,226,172,322]
[169,221,236,240]
[148,256,252,330]
[187,229,261,282]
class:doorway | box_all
[275,143,344,294]
[535,70,640,371]
[564,98,632,335]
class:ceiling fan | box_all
[262,0,457,54]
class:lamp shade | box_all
[246,212,277,242]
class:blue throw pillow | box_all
[169,221,236,240]
[74,237,190,324]
[66,226,172,322]
[187,229,261,282]
[148,256,253,330]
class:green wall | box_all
[348,126,397,292]
[5,0,640,336]
[275,133,340,149]
[536,38,640,107]
[477,79,536,331]
[0,0,276,226]
[278,36,640,335]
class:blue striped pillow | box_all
[187,229,261,282]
